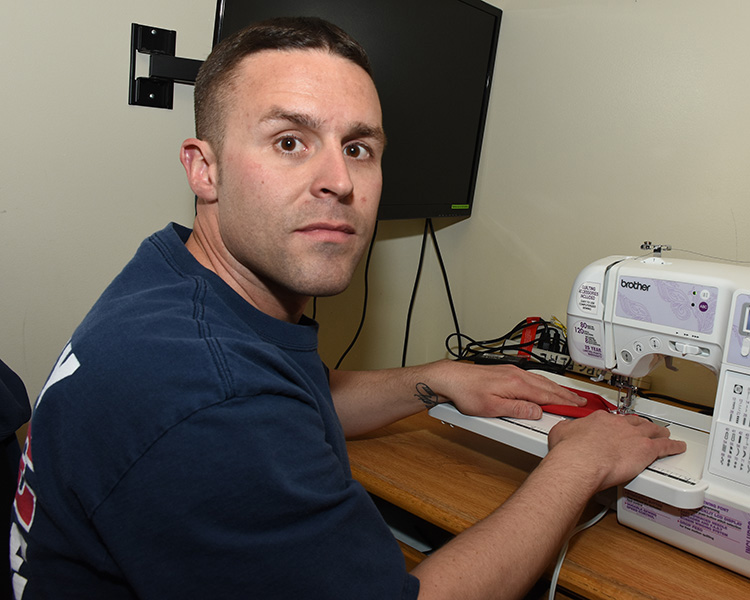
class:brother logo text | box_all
[621,279,651,292]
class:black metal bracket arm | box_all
[128,23,203,110]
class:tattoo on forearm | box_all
[415,382,439,409]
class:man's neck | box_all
[185,221,308,324]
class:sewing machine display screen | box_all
[741,303,750,336]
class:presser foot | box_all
[612,377,637,414]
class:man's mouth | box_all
[296,222,356,243]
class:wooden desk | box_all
[347,411,750,600]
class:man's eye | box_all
[276,136,304,154]
[344,143,371,159]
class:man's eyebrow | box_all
[260,108,387,147]
[260,109,322,130]
[349,123,388,148]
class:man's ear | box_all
[180,138,219,201]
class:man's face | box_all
[210,49,385,306]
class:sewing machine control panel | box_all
[708,370,750,485]
[706,292,750,487]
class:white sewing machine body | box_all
[430,254,750,577]
[568,254,750,577]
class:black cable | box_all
[445,318,541,358]
[638,391,714,415]
[401,220,430,367]
[427,219,463,357]
[334,221,379,369]
[446,317,570,372]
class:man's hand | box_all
[546,410,687,492]
[427,360,585,420]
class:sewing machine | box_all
[429,247,750,577]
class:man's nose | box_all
[310,146,354,201]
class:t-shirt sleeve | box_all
[91,393,419,599]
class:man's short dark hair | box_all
[194,16,373,153]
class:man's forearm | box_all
[412,448,602,600]
[329,360,585,437]
[329,366,438,437]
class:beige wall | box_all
[1,0,216,399]
[4,0,747,408]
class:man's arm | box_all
[329,360,585,437]
[412,411,687,600]
[332,361,687,599]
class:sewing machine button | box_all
[741,337,750,357]
[649,337,661,350]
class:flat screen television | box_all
[212,0,502,221]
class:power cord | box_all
[401,220,430,368]
[335,217,463,370]
[402,219,463,367]
[427,219,463,358]
[334,221,379,369]
[548,503,610,600]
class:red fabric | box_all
[542,386,617,417]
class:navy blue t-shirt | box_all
[11,223,419,599]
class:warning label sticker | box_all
[576,282,600,313]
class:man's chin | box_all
[303,279,352,298]
[295,255,362,298]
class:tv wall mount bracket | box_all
[128,23,203,109]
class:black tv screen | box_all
[213,0,502,220]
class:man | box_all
[11,17,685,599]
